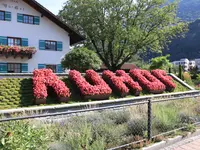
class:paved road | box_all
[161,135,200,150]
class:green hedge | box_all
[0,78,189,110]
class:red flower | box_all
[0,45,36,54]
[33,69,71,101]
[69,70,112,96]
[129,69,166,93]
[102,70,130,96]
[151,69,176,91]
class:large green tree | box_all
[59,0,187,71]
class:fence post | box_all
[148,99,152,141]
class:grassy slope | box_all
[0,78,189,110]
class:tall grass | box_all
[0,98,199,149]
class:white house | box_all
[0,0,84,73]
[172,58,197,71]
[172,58,190,71]
[195,59,200,71]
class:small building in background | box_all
[99,63,138,72]
[195,59,200,71]
[172,58,190,71]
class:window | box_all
[7,63,21,73]
[46,65,57,73]
[0,11,5,20]
[45,41,57,50]
[7,37,21,46]
[23,15,34,24]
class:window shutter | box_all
[39,40,45,50]
[38,64,46,69]
[57,64,63,73]
[5,11,11,21]
[0,63,7,73]
[22,38,28,46]
[57,41,63,51]
[21,63,28,73]
[0,36,7,45]
[34,16,40,25]
[17,13,23,23]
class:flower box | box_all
[83,94,110,100]
[0,45,36,59]
[35,99,46,105]
[59,97,70,102]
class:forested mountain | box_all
[164,19,200,61]
[144,0,200,61]
[178,0,200,22]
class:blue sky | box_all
[36,0,67,15]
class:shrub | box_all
[153,104,181,132]
[104,110,130,124]
[0,121,49,150]
[127,118,147,136]
[48,117,105,150]
[61,47,102,72]
[150,55,172,71]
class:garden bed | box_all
[0,75,192,110]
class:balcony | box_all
[0,45,37,59]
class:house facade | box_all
[0,0,83,73]
[172,58,196,71]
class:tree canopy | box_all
[59,0,187,71]
[61,47,102,72]
[150,55,172,71]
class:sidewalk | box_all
[161,135,200,150]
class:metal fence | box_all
[0,94,200,150]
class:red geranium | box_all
[151,69,176,91]
[129,69,166,93]
[33,69,71,101]
[69,70,112,97]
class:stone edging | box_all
[143,129,200,150]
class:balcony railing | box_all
[0,45,37,59]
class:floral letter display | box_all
[33,69,71,104]
[151,69,176,91]
[32,69,177,103]
[102,70,142,97]
[129,69,166,94]
[69,70,112,99]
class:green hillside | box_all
[165,19,200,61]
